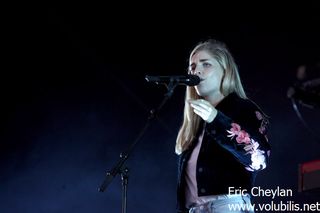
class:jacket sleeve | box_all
[205,104,271,172]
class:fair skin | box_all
[188,50,225,123]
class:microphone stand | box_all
[98,80,179,213]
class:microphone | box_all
[145,74,201,86]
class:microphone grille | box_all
[186,74,201,86]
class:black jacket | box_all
[176,93,271,212]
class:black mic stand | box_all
[98,80,179,213]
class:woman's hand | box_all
[188,99,218,123]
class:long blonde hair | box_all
[175,39,247,154]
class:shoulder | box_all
[238,96,270,134]
[245,98,269,124]
[220,93,270,129]
[221,93,264,115]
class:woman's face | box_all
[189,50,224,97]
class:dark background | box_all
[1,3,320,213]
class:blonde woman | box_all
[176,39,271,213]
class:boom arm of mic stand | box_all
[98,81,179,192]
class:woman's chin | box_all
[195,87,208,97]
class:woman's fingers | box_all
[188,99,217,123]
[189,100,211,111]
[190,103,207,112]
[193,108,204,117]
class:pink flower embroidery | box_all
[227,123,241,138]
[255,111,263,120]
[227,123,250,144]
[236,130,251,144]
[256,110,269,135]
[227,123,267,171]
[267,150,271,157]
[230,123,241,136]
[259,126,266,134]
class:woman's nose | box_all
[194,67,202,75]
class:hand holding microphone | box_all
[188,99,217,123]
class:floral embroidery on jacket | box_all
[255,111,268,135]
[227,122,267,171]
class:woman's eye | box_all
[203,62,211,67]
